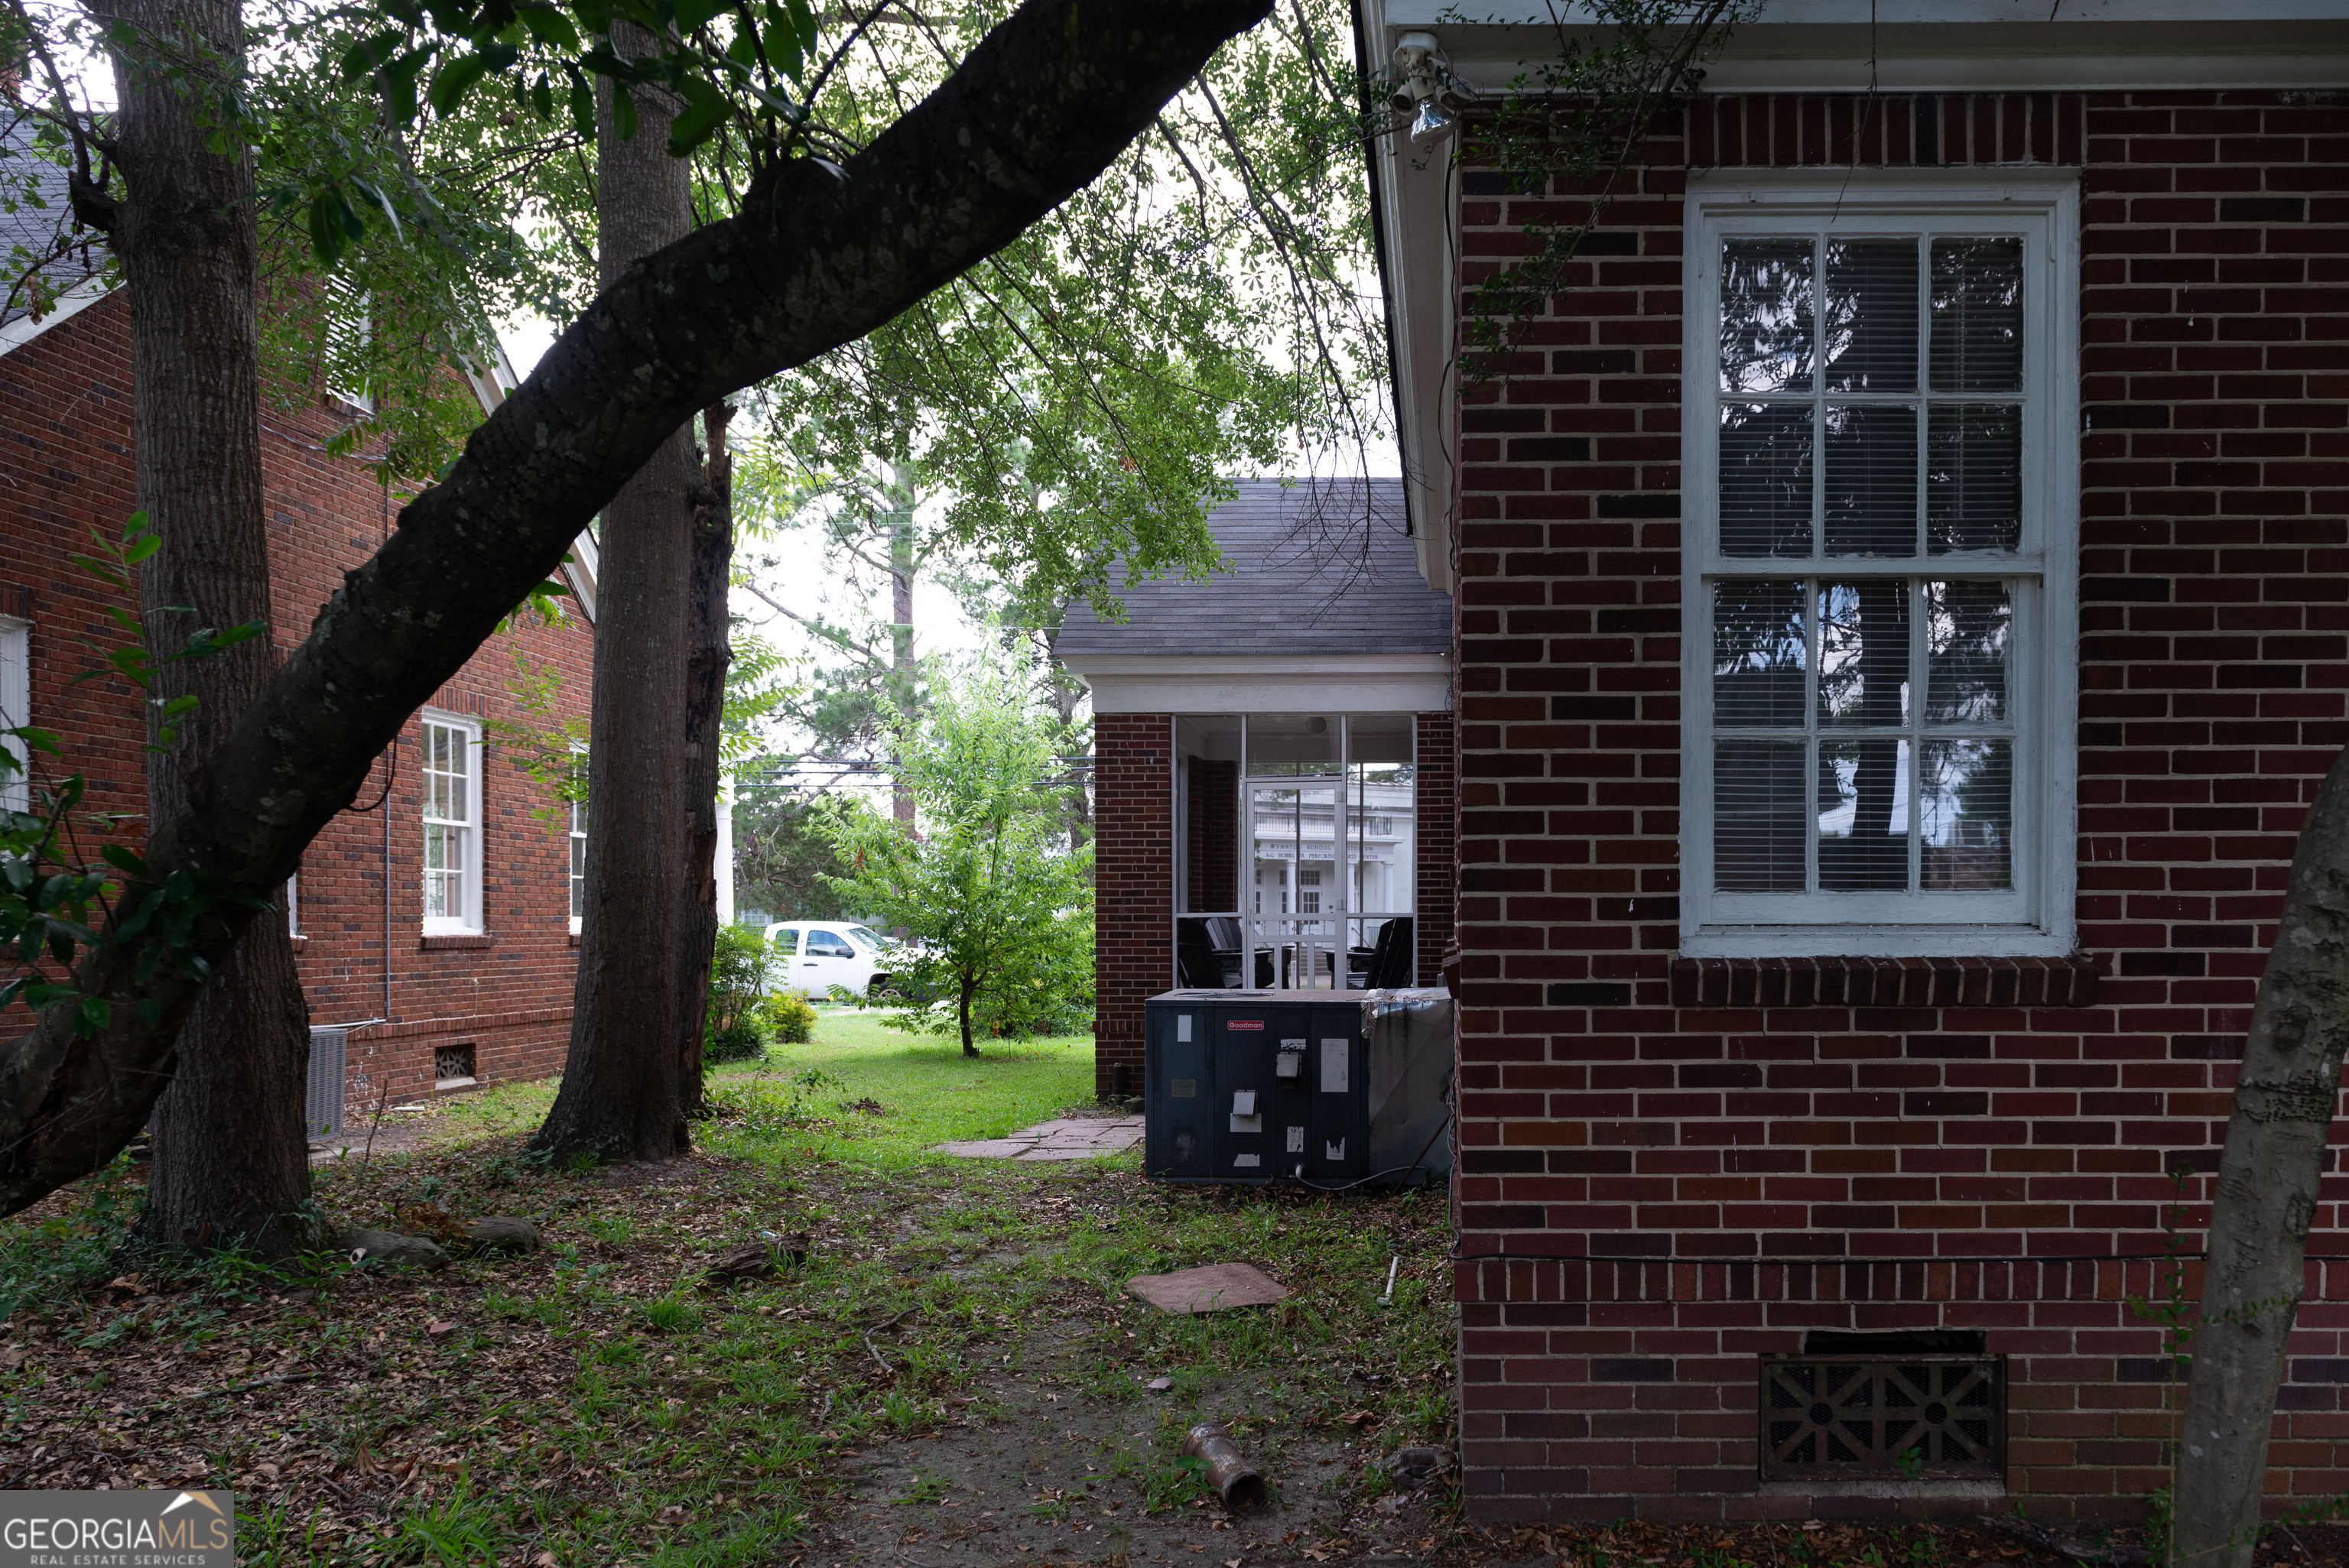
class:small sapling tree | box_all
[823,651,1090,1057]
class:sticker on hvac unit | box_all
[1320,1039,1349,1092]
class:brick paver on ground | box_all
[934,1115,1144,1162]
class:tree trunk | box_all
[959,974,976,1058]
[0,0,1272,1217]
[531,31,699,1164]
[676,403,736,1112]
[94,0,313,1256]
[891,490,916,829]
[2172,745,2349,1568]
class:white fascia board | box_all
[1363,0,1459,597]
[563,523,599,623]
[0,275,116,360]
[1376,3,2349,94]
[459,330,521,418]
[1061,653,1454,716]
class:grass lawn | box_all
[437,1008,1100,1170]
[0,1010,2113,1568]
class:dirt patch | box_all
[800,1323,1439,1567]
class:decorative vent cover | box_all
[434,1042,477,1084]
[1759,1355,2003,1481]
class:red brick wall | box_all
[0,291,592,1115]
[1451,90,2349,1523]
[1094,712,1172,1098]
[1185,755,1237,913]
[1416,709,1456,986]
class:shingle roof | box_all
[1055,478,1451,658]
[2,115,108,333]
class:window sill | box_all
[1668,953,2100,1009]
[420,933,495,951]
[289,934,308,950]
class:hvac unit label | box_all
[1320,1038,1350,1093]
[1177,1014,1192,1042]
[1228,1020,1265,1031]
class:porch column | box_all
[1093,712,1174,1099]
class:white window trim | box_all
[0,616,29,816]
[1678,170,2080,959]
[567,745,586,935]
[421,710,485,935]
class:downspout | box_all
[382,472,394,1027]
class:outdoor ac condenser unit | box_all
[1142,988,1452,1188]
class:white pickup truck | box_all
[762,920,912,1000]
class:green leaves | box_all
[427,50,495,117]
[820,648,1093,1051]
[765,0,818,83]
[665,80,729,156]
[307,184,371,268]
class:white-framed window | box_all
[567,751,586,934]
[0,616,28,814]
[1678,172,2078,959]
[421,712,483,933]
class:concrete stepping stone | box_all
[1126,1262,1289,1314]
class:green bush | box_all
[760,992,818,1044]
[704,1021,765,1063]
[703,925,774,1065]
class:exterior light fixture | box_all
[1410,97,1456,148]
[1393,31,1457,149]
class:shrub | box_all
[760,992,818,1044]
[704,1021,765,1063]
[703,925,772,1063]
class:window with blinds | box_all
[1680,177,2078,958]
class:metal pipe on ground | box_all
[1181,1422,1265,1511]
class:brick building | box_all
[1058,478,1457,1102]
[0,274,596,1121]
[1356,0,2349,1528]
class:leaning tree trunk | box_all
[94,0,314,1256]
[675,404,735,1115]
[2173,744,2349,1568]
[531,31,699,1164]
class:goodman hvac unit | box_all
[1143,988,1451,1187]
